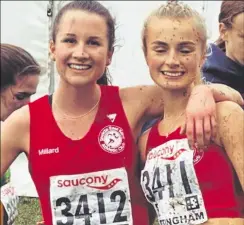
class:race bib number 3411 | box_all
[141,138,208,225]
[50,168,133,225]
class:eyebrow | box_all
[64,33,76,37]
[151,40,196,47]
[151,41,168,46]
[178,41,196,46]
[89,36,102,40]
[63,33,103,41]
[16,91,36,96]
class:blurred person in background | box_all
[202,1,244,97]
[1,43,41,225]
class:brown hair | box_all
[142,1,207,85]
[52,1,116,85]
[1,43,41,92]
[216,1,244,52]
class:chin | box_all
[66,76,98,88]
[153,78,191,91]
[159,84,189,91]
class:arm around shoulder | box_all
[120,85,164,121]
[216,101,244,189]
[208,83,244,106]
[0,105,30,177]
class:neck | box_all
[226,50,235,62]
[226,48,243,66]
[53,80,101,117]
[162,85,194,120]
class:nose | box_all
[72,43,89,60]
[165,49,180,68]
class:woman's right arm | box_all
[0,106,30,177]
[215,101,244,190]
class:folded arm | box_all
[121,83,243,148]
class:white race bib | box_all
[141,138,208,225]
[1,183,19,225]
[50,168,133,225]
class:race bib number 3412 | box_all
[50,168,133,225]
[1,183,19,225]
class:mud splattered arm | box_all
[217,101,244,189]
[207,83,244,105]
[186,84,244,148]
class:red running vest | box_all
[29,86,149,225]
[144,124,243,219]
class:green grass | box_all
[154,220,159,225]
[15,197,42,225]
[15,197,159,225]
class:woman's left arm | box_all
[217,101,244,189]
[206,83,244,105]
[121,83,243,148]
[185,84,244,148]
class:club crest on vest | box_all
[98,125,125,154]
[193,147,204,165]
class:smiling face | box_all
[50,10,113,87]
[145,17,206,90]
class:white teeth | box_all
[69,64,91,70]
[163,71,184,77]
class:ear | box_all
[219,22,228,41]
[106,48,114,66]
[49,40,56,61]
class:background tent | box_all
[1,0,222,197]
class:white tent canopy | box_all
[1,1,222,197]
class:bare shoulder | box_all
[119,86,152,132]
[120,85,163,104]
[120,85,150,104]
[2,105,30,152]
[119,85,164,130]
[3,105,30,129]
